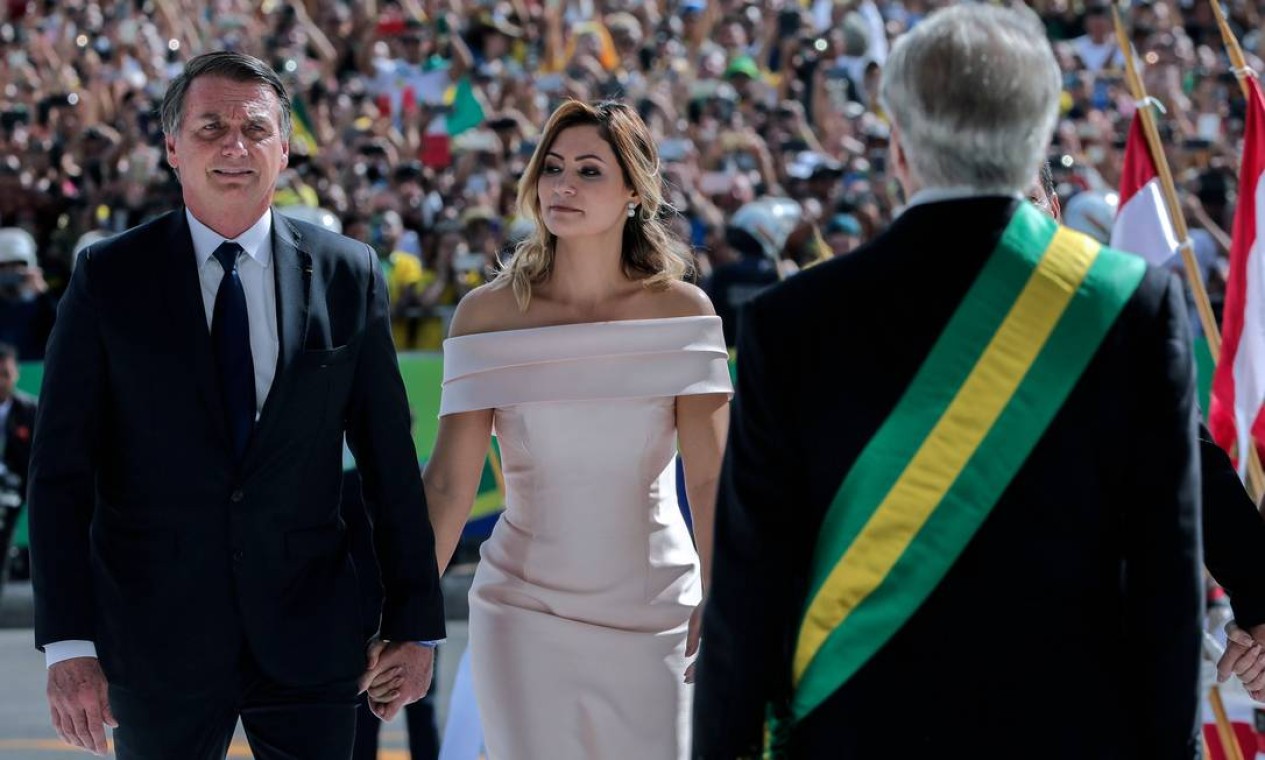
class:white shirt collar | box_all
[0,397,13,419]
[186,208,274,270]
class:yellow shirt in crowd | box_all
[384,250,456,351]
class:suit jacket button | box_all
[230,490,244,503]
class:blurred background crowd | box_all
[0,0,1259,355]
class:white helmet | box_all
[0,228,36,267]
[276,206,343,234]
[1061,190,1118,244]
[727,197,803,260]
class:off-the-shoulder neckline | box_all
[443,315,721,344]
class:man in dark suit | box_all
[341,469,441,760]
[1030,163,1265,695]
[28,51,445,759]
[694,6,1202,758]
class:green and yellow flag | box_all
[443,77,485,136]
[786,203,1147,729]
[290,93,320,156]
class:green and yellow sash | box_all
[786,203,1147,728]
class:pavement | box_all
[0,573,474,760]
[6,570,1263,759]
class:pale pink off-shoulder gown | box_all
[439,316,732,760]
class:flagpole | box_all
[1202,1,1265,502]
[1208,685,1248,760]
[1112,7,1265,501]
[1111,7,1221,360]
[1210,0,1253,100]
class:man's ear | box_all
[889,124,905,177]
[888,123,917,198]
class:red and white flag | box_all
[1211,76,1265,474]
[1109,112,1179,265]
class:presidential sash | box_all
[786,203,1147,727]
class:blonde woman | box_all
[423,101,729,757]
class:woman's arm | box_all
[424,409,493,575]
[425,285,511,574]
[676,392,730,589]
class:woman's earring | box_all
[627,202,638,218]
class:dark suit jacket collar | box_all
[902,187,1020,210]
[885,196,1023,246]
[160,208,313,469]
[269,211,312,385]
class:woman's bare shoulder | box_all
[642,280,717,319]
[447,282,522,338]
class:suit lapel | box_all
[161,210,231,451]
[244,212,311,469]
[271,213,312,380]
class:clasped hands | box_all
[359,640,435,721]
[1217,621,1265,699]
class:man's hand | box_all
[359,640,435,721]
[47,657,116,756]
[1218,621,1265,699]
[21,265,48,295]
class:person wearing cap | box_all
[704,197,798,346]
[364,209,433,350]
[724,55,762,100]
[359,13,473,118]
[1071,1,1126,72]
[797,153,846,209]
[695,5,1201,756]
[468,11,524,74]
[0,228,55,362]
[678,0,716,57]
[823,213,862,257]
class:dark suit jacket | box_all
[693,197,1203,758]
[28,209,445,693]
[1201,423,1265,626]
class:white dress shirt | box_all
[188,208,280,418]
[45,209,281,669]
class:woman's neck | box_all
[546,233,630,309]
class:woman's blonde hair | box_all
[495,100,693,309]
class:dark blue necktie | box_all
[211,242,255,461]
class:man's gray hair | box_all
[879,4,1061,194]
[160,51,292,138]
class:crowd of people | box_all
[1,0,1260,354]
[12,1,1265,758]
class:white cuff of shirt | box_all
[45,640,98,669]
